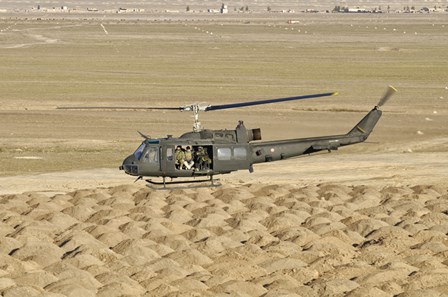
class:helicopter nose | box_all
[119,155,139,176]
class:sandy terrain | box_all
[1,144,447,296]
[1,13,448,296]
[1,164,448,296]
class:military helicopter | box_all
[58,86,396,188]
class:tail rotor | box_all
[377,85,397,108]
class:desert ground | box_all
[0,12,448,296]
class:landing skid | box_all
[145,176,221,190]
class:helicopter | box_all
[58,86,396,188]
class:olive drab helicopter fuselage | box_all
[58,87,396,188]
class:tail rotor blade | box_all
[377,85,397,107]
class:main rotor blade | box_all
[377,86,397,107]
[57,106,182,111]
[204,92,337,112]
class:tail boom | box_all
[250,107,383,165]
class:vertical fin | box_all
[347,108,382,136]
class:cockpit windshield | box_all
[133,143,146,160]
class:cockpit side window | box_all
[143,146,159,163]
[133,143,146,160]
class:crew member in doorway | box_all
[183,146,194,170]
[195,146,211,171]
[175,145,185,169]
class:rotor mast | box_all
[181,103,211,132]
[193,104,201,131]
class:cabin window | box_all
[217,148,231,160]
[143,146,159,163]
[167,148,173,161]
[234,147,247,160]
[133,143,145,160]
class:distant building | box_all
[270,9,295,13]
[348,7,370,13]
[221,3,228,14]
